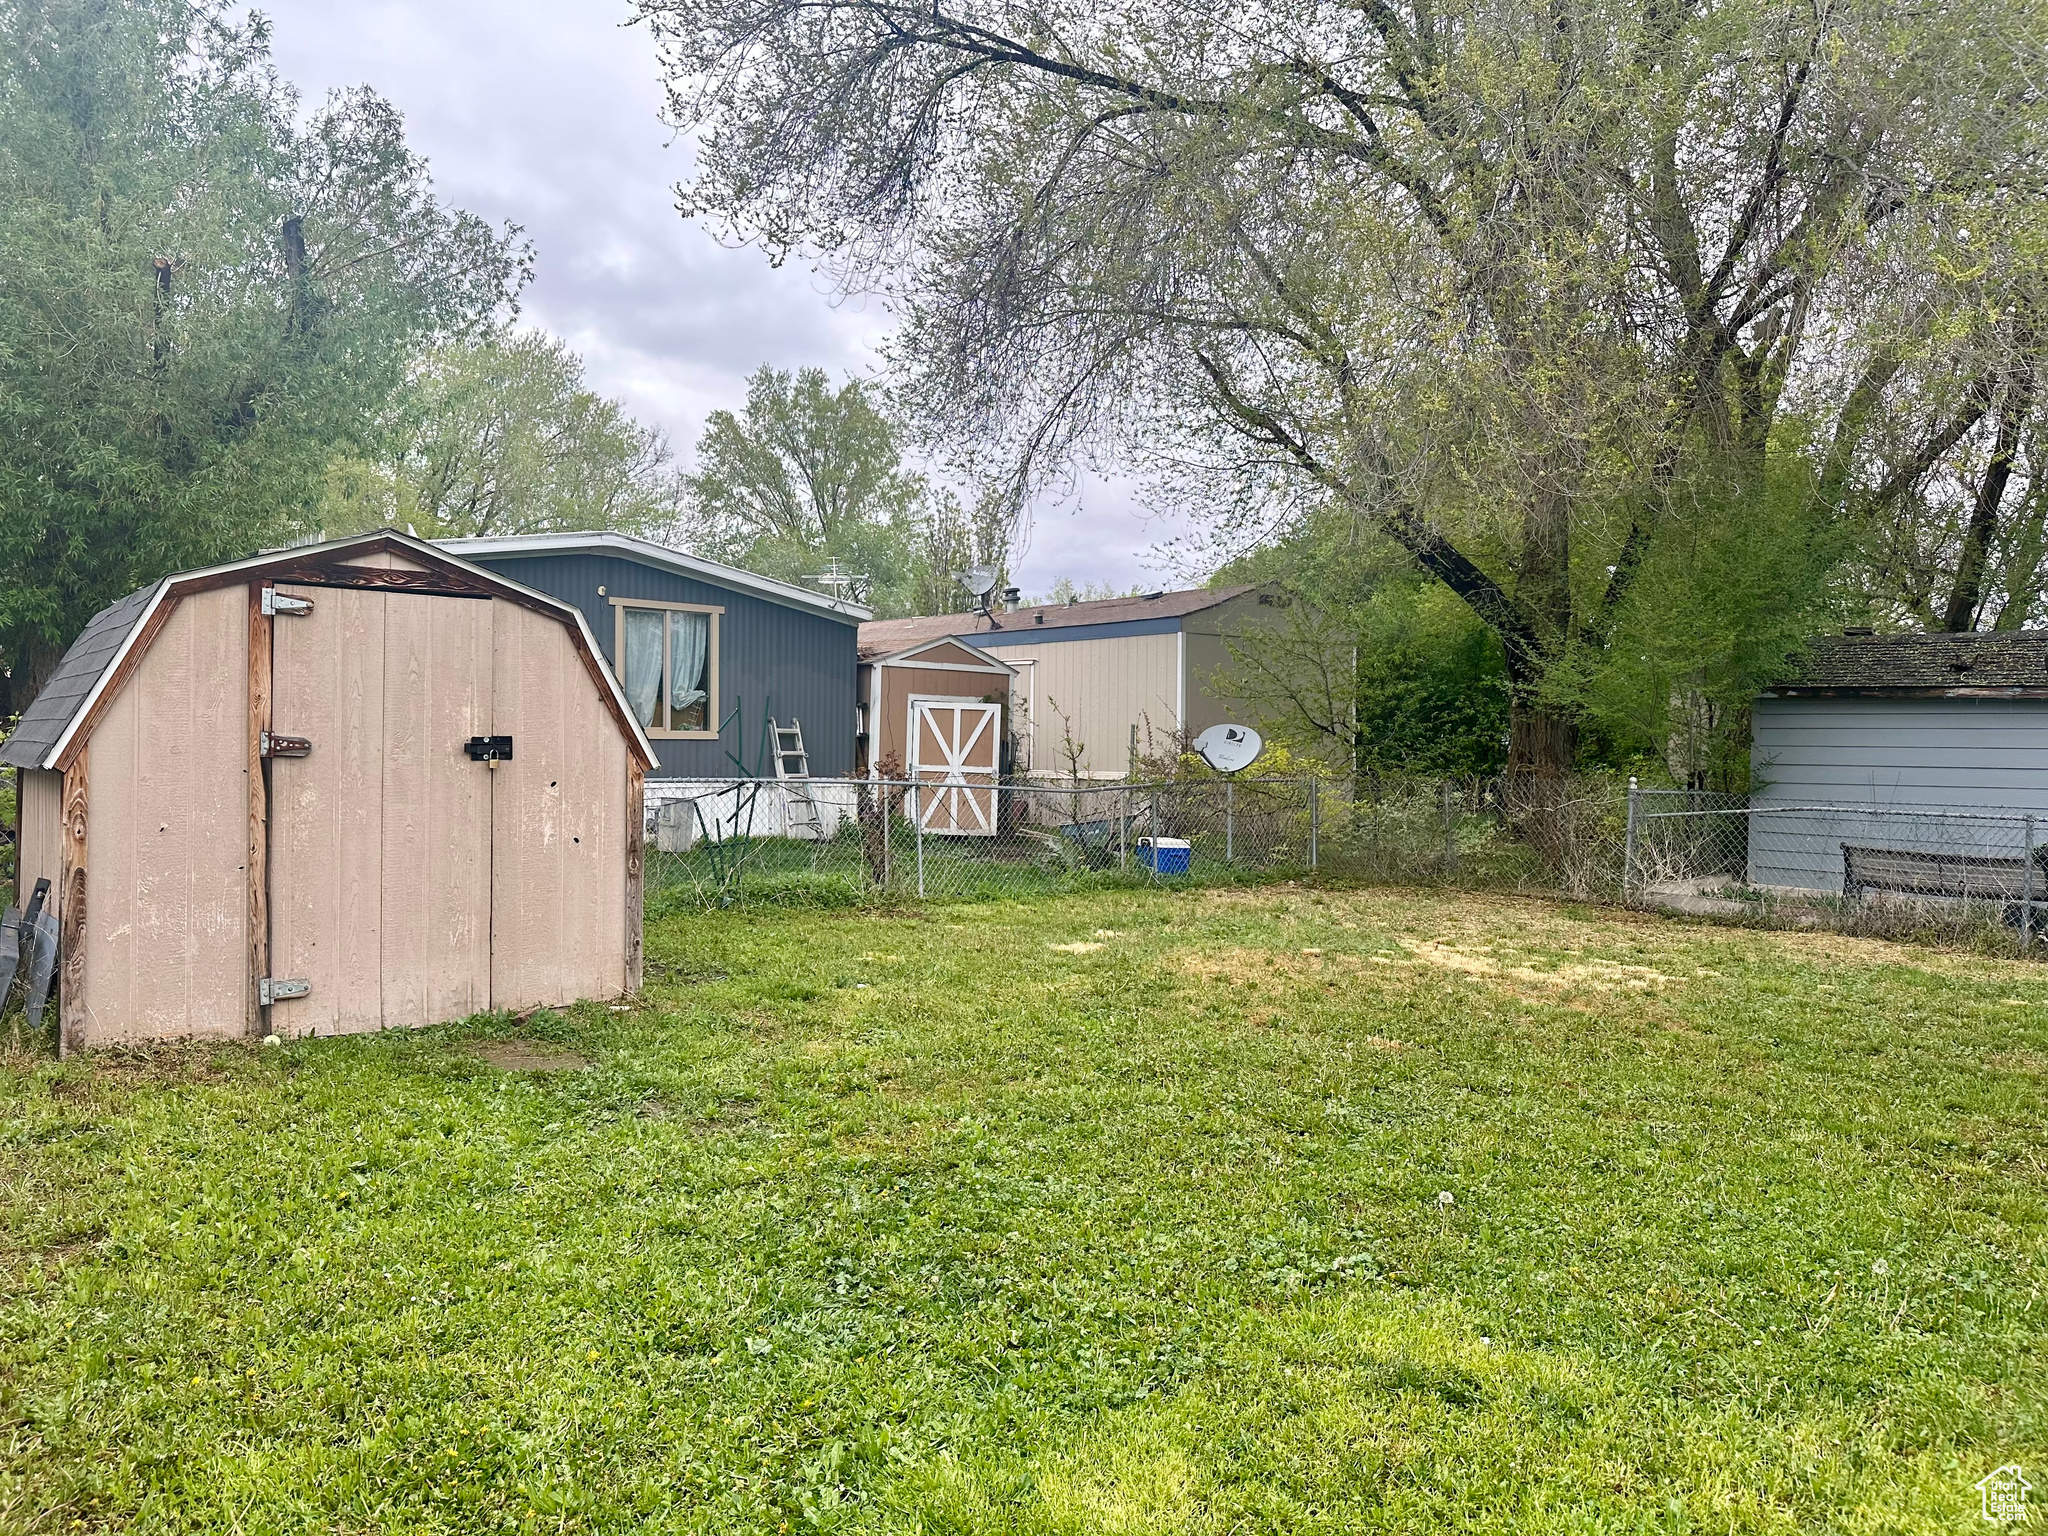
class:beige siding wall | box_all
[17,768,63,899]
[81,586,249,1045]
[1009,631,1181,777]
[490,597,629,1010]
[1183,592,1297,739]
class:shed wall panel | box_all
[379,594,494,1030]
[490,598,628,1009]
[17,769,62,899]
[466,551,859,778]
[80,587,248,1044]
[1748,695,2048,890]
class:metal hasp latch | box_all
[258,977,310,1005]
[464,735,514,762]
[260,732,312,758]
[260,588,314,616]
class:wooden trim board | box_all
[247,583,271,1036]
[625,761,645,994]
[58,748,87,1058]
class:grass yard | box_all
[2,887,2044,1533]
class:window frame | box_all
[610,596,724,740]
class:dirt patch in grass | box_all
[1394,938,1680,992]
[469,1041,590,1073]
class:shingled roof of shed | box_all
[1767,631,2048,695]
[0,582,163,770]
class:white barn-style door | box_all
[909,698,1001,837]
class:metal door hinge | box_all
[258,977,310,1005]
[261,588,314,616]
[464,735,514,761]
[260,732,312,758]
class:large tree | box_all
[642,0,2048,778]
[323,330,681,538]
[0,0,525,709]
[681,363,1012,615]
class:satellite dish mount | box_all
[956,565,1003,627]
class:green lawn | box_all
[2,887,2043,1532]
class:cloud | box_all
[252,0,1189,590]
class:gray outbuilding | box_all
[1749,631,2048,890]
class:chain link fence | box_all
[642,771,2046,955]
[1626,788,2046,950]
[642,777,1322,911]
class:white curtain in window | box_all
[621,607,664,727]
[669,611,709,717]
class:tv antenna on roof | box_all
[956,565,1003,627]
[805,557,869,607]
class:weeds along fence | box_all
[641,777,1323,912]
[638,773,1635,912]
[642,772,2048,954]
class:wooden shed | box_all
[856,635,1014,834]
[2,531,658,1055]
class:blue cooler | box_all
[1138,837,1191,875]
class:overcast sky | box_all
[252,0,1187,595]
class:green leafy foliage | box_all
[322,331,681,539]
[1219,522,1509,777]
[680,366,1010,617]
[0,0,525,698]
[645,0,2048,774]
[3,889,2042,1530]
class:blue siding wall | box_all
[1748,695,2048,889]
[469,551,858,779]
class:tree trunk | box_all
[1506,692,1576,780]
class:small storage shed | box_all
[3,530,657,1055]
[857,635,1015,834]
[856,585,1299,777]
[1750,630,2048,888]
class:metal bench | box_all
[1842,843,2048,941]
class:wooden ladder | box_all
[769,717,825,840]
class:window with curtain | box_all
[615,602,717,735]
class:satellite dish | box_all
[1193,723,1263,774]
[956,566,1001,602]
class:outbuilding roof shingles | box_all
[859,585,1256,661]
[1,581,162,769]
[1770,631,2048,694]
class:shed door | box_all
[267,586,495,1033]
[910,698,1001,837]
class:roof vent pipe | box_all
[1002,586,1020,613]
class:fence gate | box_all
[909,698,1000,837]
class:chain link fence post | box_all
[1148,786,1160,882]
[2026,813,2037,952]
[1309,776,1320,871]
[1622,775,1640,903]
[913,780,926,898]
[1442,779,1458,877]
